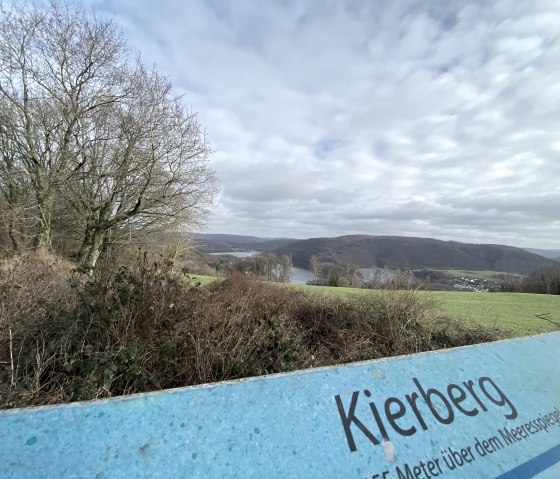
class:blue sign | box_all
[1,333,559,478]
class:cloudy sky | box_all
[83,0,559,248]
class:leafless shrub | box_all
[0,258,501,409]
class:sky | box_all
[81,0,560,248]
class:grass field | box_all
[432,291,560,337]
[186,274,559,338]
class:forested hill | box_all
[194,234,297,253]
[271,235,558,275]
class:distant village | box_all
[452,276,494,292]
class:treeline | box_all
[500,264,560,295]
[309,256,560,295]
[0,2,215,269]
[211,253,293,282]
[308,255,419,289]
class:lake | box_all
[210,251,315,284]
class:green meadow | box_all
[186,274,219,286]
[432,291,560,337]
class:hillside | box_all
[525,248,560,261]
[195,234,297,253]
[272,235,557,275]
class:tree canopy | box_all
[0,1,216,268]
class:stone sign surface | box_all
[1,332,559,478]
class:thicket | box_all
[0,253,500,409]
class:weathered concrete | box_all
[1,333,559,478]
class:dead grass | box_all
[0,256,500,409]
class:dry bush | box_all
[0,260,501,409]
[146,275,500,384]
[0,252,80,406]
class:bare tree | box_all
[523,265,560,295]
[0,1,130,249]
[0,2,216,265]
[262,253,277,280]
[345,264,362,288]
[66,64,215,269]
[252,255,267,277]
[309,254,320,281]
[278,254,292,283]
[0,102,29,249]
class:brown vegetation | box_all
[0,253,500,409]
[520,264,560,295]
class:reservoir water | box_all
[210,251,315,285]
[210,252,396,285]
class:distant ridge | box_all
[524,248,560,261]
[195,233,297,253]
[270,235,557,275]
[195,233,558,275]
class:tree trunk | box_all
[79,226,106,271]
[35,193,54,250]
[5,179,21,251]
[7,214,19,251]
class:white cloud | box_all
[82,0,560,248]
